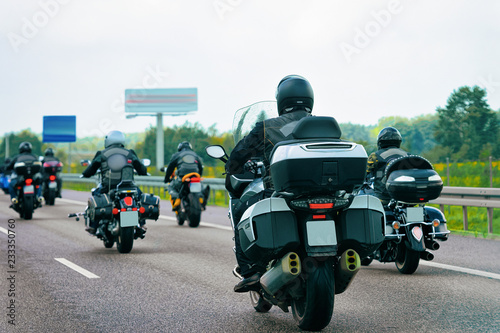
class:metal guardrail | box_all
[62,174,497,234]
[430,186,500,234]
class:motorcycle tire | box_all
[176,212,185,226]
[291,259,335,331]
[46,190,56,206]
[249,291,272,313]
[187,193,201,228]
[103,239,114,248]
[395,242,420,274]
[116,226,134,253]
[23,196,34,220]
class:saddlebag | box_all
[337,195,385,258]
[270,141,367,194]
[140,193,160,220]
[237,198,300,266]
[88,193,113,224]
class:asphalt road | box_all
[0,190,499,332]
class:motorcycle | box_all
[360,155,450,274]
[41,160,63,205]
[167,172,210,228]
[69,157,159,254]
[205,101,385,331]
[10,160,42,220]
[0,172,10,194]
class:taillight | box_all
[112,208,119,215]
[313,215,326,220]
[139,207,146,214]
[190,177,201,183]
[49,175,56,181]
[123,196,133,206]
[309,203,334,209]
[25,178,33,185]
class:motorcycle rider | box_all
[6,142,43,206]
[82,130,148,235]
[366,126,410,204]
[225,74,314,292]
[163,141,205,211]
[42,147,63,198]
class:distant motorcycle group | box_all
[2,145,63,220]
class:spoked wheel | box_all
[291,259,335,331]
[116,226,134,253]
[249,291,272,313]
[395,242,420,274]
[187,193,201,228]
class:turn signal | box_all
[139,207,146,214]
[112,208,119,215]
[432,219,440,227]
[392,221,401,230]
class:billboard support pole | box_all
[156,113,164,170]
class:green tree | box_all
[435,86,499,161]
[0,129,43,160]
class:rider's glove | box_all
[244,160,258,173]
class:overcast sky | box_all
[1,0,499,140]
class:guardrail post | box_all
[487,207,493,234]
[462,206,468,231]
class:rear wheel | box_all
[395,242,420,274]
[23,196,34,220]
[187,193,201,228]
[291,259,335,331]
[46,190,56,205]
[103,239,115,248]
[116,226,134,253]
[249,291,272,313]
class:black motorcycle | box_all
[206,101,385,331]
[69,157,159,253]
[360,155,450,274]
[42,160,63,205]
[10,160,42,220]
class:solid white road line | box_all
[55,258,100,279]
[420,261,500,280]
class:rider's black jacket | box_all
[82,144,147,192]
[225,110,310,196]
[164,148,203,182]
[6,152,39,172]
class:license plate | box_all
[406,207,424,222]
[24,185,34,194]
[306,220,337,246]
[49,182,57,189]
[190,182,202,193]
[120,211,138,227]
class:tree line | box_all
[1,85,498,170]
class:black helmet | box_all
[275,75,314,116]
[377,127,402,149]
[177,141,192,152]
[19,142,32,154]
[44,148,54,156]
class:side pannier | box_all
[140,193,160,220]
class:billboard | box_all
[125,88,198,114]
[43,116,76,142]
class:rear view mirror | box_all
[141,159,151,167]
[205,145,227,159]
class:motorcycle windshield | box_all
[232,101,277,145]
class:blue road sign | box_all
[43,116,76,142]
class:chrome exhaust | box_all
[335,249,360,295]
[260,252,301,296]
[420,251,434,261]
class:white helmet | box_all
[104,130,126,148]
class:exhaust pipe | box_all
[420,251,434,261]
[429,241,440,251]
[260,252,301,296]
[335,249,361,295]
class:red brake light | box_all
[132,208,137,211]
[123,196,133,206]
[190,177,201,183]
[139,207,146,214]
[309,203,334,209]
[49,175,56,181]
[112,208,119,215]
[25,178,33,185]
[313,215,326,220]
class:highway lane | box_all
[0,190,499,332]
